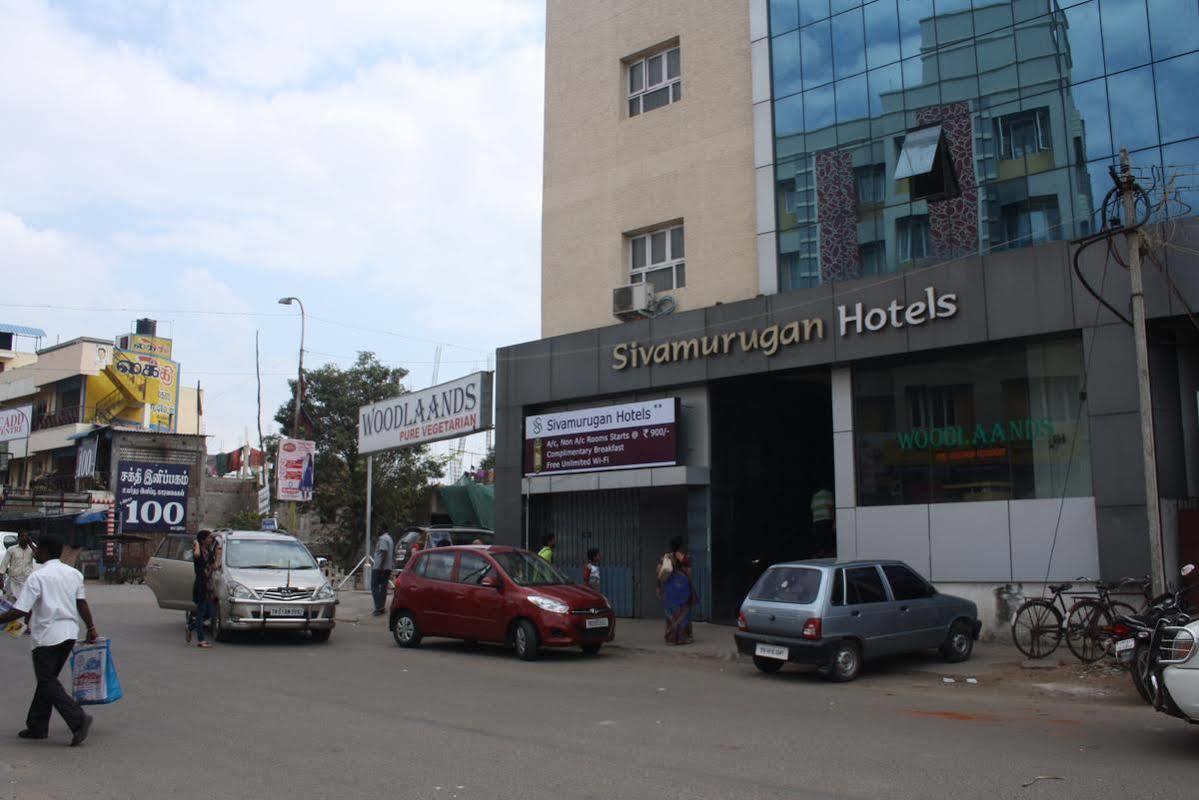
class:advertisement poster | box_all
[0,405,32,444]
[523,399,679,476]
[118,334,173,359]
[277,438,316,502]
[358,371,493,454]
[113,350,180,431]
[117,461,191,533]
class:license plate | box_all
[1115,638,1136,654]
[267,606,306,618]
[755,643,788,660]
[585,617,609,629]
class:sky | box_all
[0,0,545,468]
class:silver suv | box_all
[734,559,980,682]
[146,530,338,642]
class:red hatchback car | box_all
[389,545,615,660]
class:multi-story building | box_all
[495,0,1199,629]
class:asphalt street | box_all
[1,585,1196,800]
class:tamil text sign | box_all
[0,405,32,443]
[277,438,315,502]
[117,461,191,532]
[523,399,678,476]
[358,371,493,455]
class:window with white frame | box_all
[897,215,931,262]
[629,225,685,292]
[995,108,1052,160]
[628,46,681,117]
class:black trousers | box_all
[28,640,86,735]
[371,569,391,612]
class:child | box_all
[583,548,601,590]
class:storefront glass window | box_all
[854,337,1092,506]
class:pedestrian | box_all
[657,536,696,646]
[583,547,601,590]
[186,530,218,648]
[371,524,394,616]
[1,531,37,602]
[537,533,556,564]
[0,533,97,746]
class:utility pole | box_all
[1119,148,1167,595]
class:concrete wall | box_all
[541,0,757,336]
[200,477,257,528]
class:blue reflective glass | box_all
[804,83,837,130]
[1148,0,1199,61]
[832,7,866,80]
[836,73,870,123]
[972,0,1013,37]
[1161,138,1199,219]
[1100,0,1150,73]
[1107,67,1158,153]
[898,0,934,60]
[770,0,799,35]
[1071,78,1112,160]
[799,0,831,26]
[934,0,973,47]
[773,30,803,98]
[1156,52,1199,145]
[831,0,861,13]
[775,92,806,140]
[868,62,903,115]
[863,0,900,68]
[1063,1,1103,84]
[802,18,834,89]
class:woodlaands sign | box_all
[611,286,958,370]
[358,371,494,455]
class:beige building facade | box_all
[541,0,759,337]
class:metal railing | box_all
[32,405,84,431]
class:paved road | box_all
[1,585,1196,800]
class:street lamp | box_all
[278,296,306,435]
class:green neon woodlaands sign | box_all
[897,418,1059,451]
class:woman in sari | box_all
[658,536,696,645]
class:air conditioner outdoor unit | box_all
[612,283,654,317]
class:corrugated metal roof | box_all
[0,323,47,338]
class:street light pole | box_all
[277,296,306,435]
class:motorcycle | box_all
[1113,572,1192,704]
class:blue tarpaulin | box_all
[75,509,108,525]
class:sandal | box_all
[197,641,212,648]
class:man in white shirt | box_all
[1,531,37,601]
[371,525,395,616]
[0,534,98,746]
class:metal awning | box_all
[0,323,47,338]
[894,125,943,180]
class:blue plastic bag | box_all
[71,638,124,705]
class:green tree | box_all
[479,447,495,472]
[275,352,444,567]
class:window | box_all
[749,567,822,604]
[845,566,888,604]
[882,565,930,601]
[458,552,493,585]
[855,164,886,207]
[629,224,685,292]
[854,337,1093,506]
[421,551,456,582]
[1002,196,1061,247]
[226,539,318,570]
[995,108,1051,160]
[830,568,845,606]
[896,216,931,262]
[858,241,886,275]
[894,126,959,201]
[628,46,681,117]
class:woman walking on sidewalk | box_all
[187,530,218,648]
[657,536,697,645]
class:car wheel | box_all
[940,622,974,663]
[311,629,331,643]
[581,643,602,656]
[753,656,784,674]
[514,620,540,661]
[392,611,421,648]
[825,640,861,682]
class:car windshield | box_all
[492,551,569,586]
[749,567,822,605]
[226,539,317,569]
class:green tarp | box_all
[439,476,494,530]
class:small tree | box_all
[225,509,266,531]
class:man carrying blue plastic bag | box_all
[0,533,98,746]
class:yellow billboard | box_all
[86,349,181,431]
[118,334,173,359]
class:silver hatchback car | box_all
[734,559,980,681]
[146,530,338,642]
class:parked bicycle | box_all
[1011,576,1149,661]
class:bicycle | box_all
[1064,577,1150,663]
[1011,580,1080,659]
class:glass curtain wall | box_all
[768,0,1199,288]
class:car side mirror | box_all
[481,575,502,591]
[926,585,937,597]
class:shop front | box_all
[494,236,1199,629]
